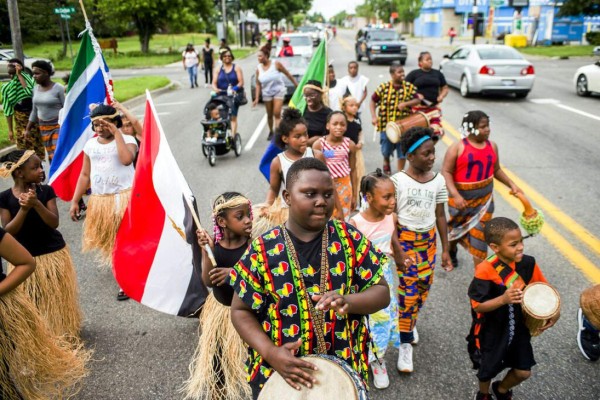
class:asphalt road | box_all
[3,29,599,400]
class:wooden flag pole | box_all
[79,0,89,22]
[183,195,217,266]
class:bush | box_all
[586,31,600,45]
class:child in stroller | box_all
[200,95,242,166]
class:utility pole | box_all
[221,0,227,40]
[7,0,24,61]
[472,0,478,44]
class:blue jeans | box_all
[380,132,405,159]
[187,65,198,86]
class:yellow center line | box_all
[336,35,353,52]
[440,121,600,283]
[442,121,600,258]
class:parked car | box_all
[275,33,314,58]
[250,56,308,103]
[0,49,54,80]
[355,28,407,65]
[297,26,321,46]
[440,44,535,98]
[574,60,600,96]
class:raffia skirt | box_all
[82,189,131,266]
[7,246,82,339]
[0,289,89,399]
[252,197,288,239]
[181,293,250,400]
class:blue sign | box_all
[552,15,584,42]
[455,0,489,13]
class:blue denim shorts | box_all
[380,132,405,159]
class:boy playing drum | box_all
[467,217,559,400]
[230,158,390,399]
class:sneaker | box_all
[491,381,513,400]
[117,289,130,301]
[397,343,413,373]
[450,247,459,268]
[370,359,389,389]
[411,327,419,345]
[267,131,274,141]
[578,308,600,361]
[473,392,493,400]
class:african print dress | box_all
[230,220,386,398]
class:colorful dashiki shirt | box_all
[230,219,386,395]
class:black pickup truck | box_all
[355,28,408,65]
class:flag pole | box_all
[183,196,217,266]
[79,0,89,22]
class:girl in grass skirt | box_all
[182,192,253,400]
[0,227,89,399]
[70,104,137,300]
[0,149,82,339]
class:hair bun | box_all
[282,108,302,121]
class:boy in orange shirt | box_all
[467,217,559,400]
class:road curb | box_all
[0,81,178,158]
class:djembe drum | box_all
[521,282,561,337]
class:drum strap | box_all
[282,227,329,355]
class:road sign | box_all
[54,6,75,14]
[61,14,71,19]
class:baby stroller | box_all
[200,95,242,166]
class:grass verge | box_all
[519,45,596,58]
[0,111,9,148]
[24,33,256,70]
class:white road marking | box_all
[529,98,560,104]
[155,101,190,106]
[555,103,600,122]
[244,114,268,151]
[530,98,600,122]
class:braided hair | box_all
[211,192,253,243]
[274,108,307,149]
[460,110,489,138]
[359,168,392,208]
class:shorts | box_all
[230,101,240,117]
[262,87,286,102]
[380,132,404,159]
[477,336,536,382]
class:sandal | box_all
[383,165,392,175]
[117,289,130,301]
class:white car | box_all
[276,33,313,58]
[574,61,600,96]
[440,44,535,98]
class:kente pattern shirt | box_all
[230,220,386,393]
[373,80,418,132]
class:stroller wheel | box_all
[202,144,208,158]
[208,146,217,166]
[234,133,242,157]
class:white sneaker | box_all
[371,359,389,389]
[397,343,413,373]
[411,327,419,345]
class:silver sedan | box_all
[440,44,535,98]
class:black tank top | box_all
[212,241,250,306]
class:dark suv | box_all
[355,28,407,65]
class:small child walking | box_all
[69,104,137,300]
[349,169,411,389]
[442,110,521,269]
[0,228,88,399]
[341,96,366,205]
[0,149,82,339]
[468,217,559,400]
[312,111,358,220]
[391,127,453,373]
[183,192,252,400]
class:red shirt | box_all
[453,138,497,183]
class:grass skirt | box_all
[82,189,131,266]
[0,289,89,399]
[182,294,250,400]
[8,246,82,339]
[252,197,288,239]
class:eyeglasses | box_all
[304,92,320,99]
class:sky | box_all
[309,0,364,20]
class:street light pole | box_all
[7,0,24,61]
[221,0,227,40]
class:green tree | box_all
[355,2,375,21]
[307,12,325,23]
[242,0,310,29]
[292,13,306,29]
[95,0,213,53]
[396,0,422,32]
[559,0,599,16]
[331,10,348,26]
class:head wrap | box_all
[0,150,35,178]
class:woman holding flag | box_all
[69,104,137,301]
